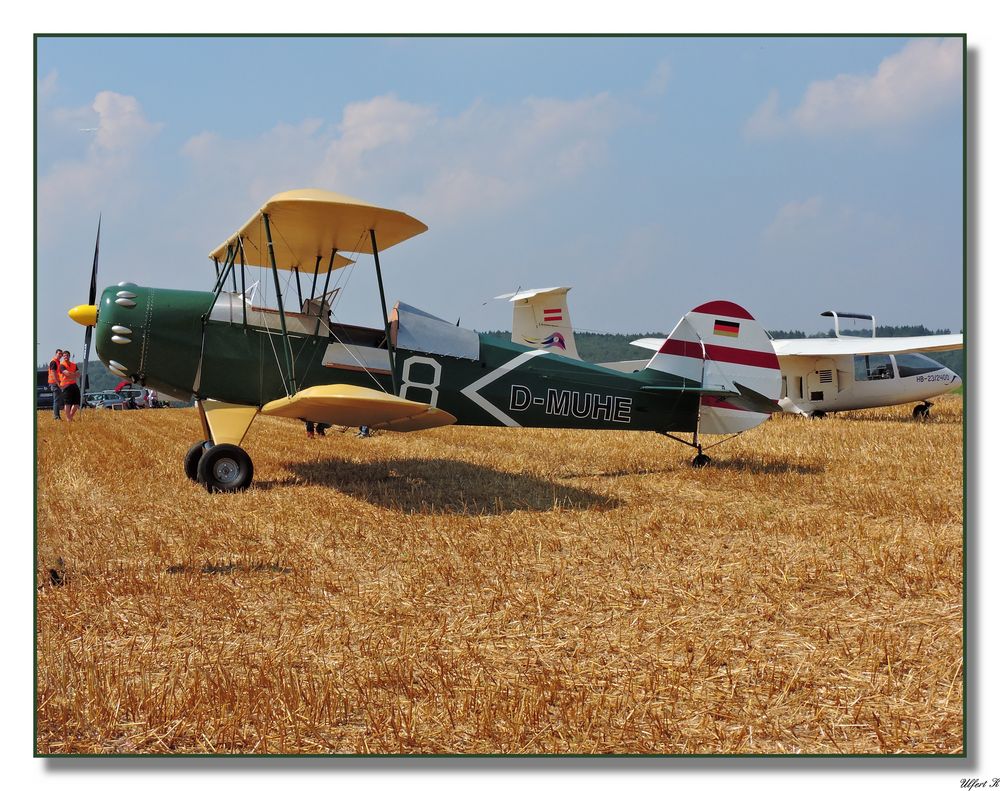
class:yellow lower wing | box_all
[261,384,456,432]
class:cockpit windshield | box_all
[895,353,944,378]
[854,354,894,381]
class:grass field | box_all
[35,396,964,754]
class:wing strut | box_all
[262,212,297,394]
[238,242,248,327]
[314,248,337,338]
[293,265,303,308]
[309,255,321,301]
[371,228,399,395]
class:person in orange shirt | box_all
[58,351,81,422]
[47,348,64,420]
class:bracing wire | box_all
[250,217,388,397]
[320,317,390,394]
[254,217,292,399]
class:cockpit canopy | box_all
[854,352,945,381]
[894,353,947,378]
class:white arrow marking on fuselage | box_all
[460,349,549,427]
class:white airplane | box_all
[502,291,963,420]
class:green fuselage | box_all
[93,284,699,433]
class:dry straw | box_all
[36,397,963,754]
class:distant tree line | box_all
[768,325,953,339]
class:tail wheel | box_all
[183,440,213,481]
[692,453,712,468]
[196,443,254,493]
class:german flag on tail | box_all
[714,319,740,338]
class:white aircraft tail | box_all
[499,287,580,359]
[645,300,781,435]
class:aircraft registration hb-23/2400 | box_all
[70,188,783,493]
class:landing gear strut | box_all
[190,399,259,492]
[913,401,932,420]
[196,443,254,493]
[658,425,714,468]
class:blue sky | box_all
[35,35,964,364]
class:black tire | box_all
[692,453,711,468]
[810,410,826,419]
[196,443,254,493]
[913,403,931,420]
[183,440,212,481]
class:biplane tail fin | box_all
[644,300,781,435]
[498,287,580,359]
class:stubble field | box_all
[35,396,964,754]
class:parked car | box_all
[85,388,168,409]
[37,385,54,410]
[85,391,126,409]
[36,370,53,410]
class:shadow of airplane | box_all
[258,457,620,514]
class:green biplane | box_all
[69,189,782,492]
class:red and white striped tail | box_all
[645,300,781,435]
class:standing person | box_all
[58,351,81,422]
[47,349,64,420]
[303,421,330,438]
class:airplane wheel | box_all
[197,443,254,493]
[692,453,711,468]
[183,440,213,481]
[913,403,931,420]
[810,410,826,419]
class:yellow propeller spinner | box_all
[68,304,98,327]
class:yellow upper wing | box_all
[208,188,428,270]
[261,384,455,432]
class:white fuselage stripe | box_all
[460,349,549,427]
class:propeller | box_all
[79,216,100,408]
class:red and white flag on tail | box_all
[543,308,563,322]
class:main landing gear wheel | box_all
[913,401,932,420]
[692,452,712,468]
[183,440,213,481]
[196,443,254,493]
[810,410,827,419]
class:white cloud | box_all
[745,38,962,139]
[643,60,672,97]
[91,91,162,152]
[763,196,824,240]
[761,196,901,261]
[38,91,163,241]
[744,89,783,139]
[38,69,58,102]
[181,119,330,209]
[180,91,624,228]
